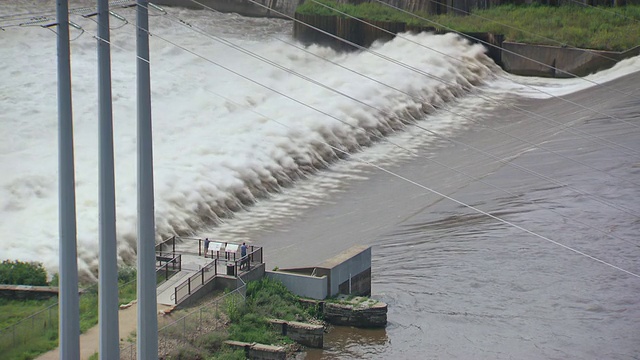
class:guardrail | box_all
[224,247,264,277]
[156,254,181,285]
[173,259,218,305]
[155,235,177,257]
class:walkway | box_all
[36,246,251,359]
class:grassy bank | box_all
[296,1,640,51]
[0,267,138,360]
[158,277,319,359]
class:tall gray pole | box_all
[136,1,158,359]
[56,0,80,359]
[97,0,120,359]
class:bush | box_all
[0,260,48,286]
[227,314,280,344]
[193,331,228,353]
[118,266,137,283]
[214,348,247,360]
[246,277,310,321]
[164,344,208,360]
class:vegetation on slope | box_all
[0,263,138,360]
[296,1,640,51]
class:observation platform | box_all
[154,237,263,306]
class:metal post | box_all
[57,1,80,358]
[97,1,120,359]
[136,1,158,359]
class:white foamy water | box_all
[1,1,498,277]
[491,55,640,98]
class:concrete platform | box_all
[156,251,258,306]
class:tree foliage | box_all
[0,260,49,286]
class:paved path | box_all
[35,251,240,359]
[36,303,139,360]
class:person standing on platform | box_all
[240,242,248,269]
[204,238,210,257]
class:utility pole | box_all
[97,0,120,358]
[56,0,80,359]
[136,1,158,359]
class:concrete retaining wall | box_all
[269,319,324,348]
[0,285,58,300]
[265,270,328,299]
[323,300,388,328]
[292,14,639,78]
[502,42,640,78]
[319,245,371,297]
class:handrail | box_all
[173,258,218,304]
[154,235,177,254]
[156,254,182,285]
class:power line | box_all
[14,2,638,280]
[159,4,640,193]
[115,7,640,278]
[228,0,640,155]
[327,0,640,118]
[183,74,640,249]
[169,3,640,202]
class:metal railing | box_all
[173,259,218,305]
[156,254,181,285]
[120,283,247,359]
[172,246,262,303]
[155,235,177,255]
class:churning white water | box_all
[1,1,498,276]
[2,1,640,359]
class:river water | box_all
[1,1,639,358]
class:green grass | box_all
[0,298,57,330]
[296,1,640,51]
[0,268,139,359]
[160,278,317,358]
[0,299,58,360]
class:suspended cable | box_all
[92,10,640,278]
[223,0,640,156]
[321,0,640,120]
[349,151,640,279]
[126,6,640,221]
[159,3,640,192]
[189,76,640,249]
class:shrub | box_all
[215,348,247,360]
[193,331,228,353]
[0,260,48,286]
[164,344,208,360]
[118,266,137,283]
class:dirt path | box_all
[37,303,141,360]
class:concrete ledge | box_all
[0,285,59,300]
[224,340,287,360]
[502,42,640,78]
[265,270,328,300]
[324,298,388,328]
[269,319,324,348]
